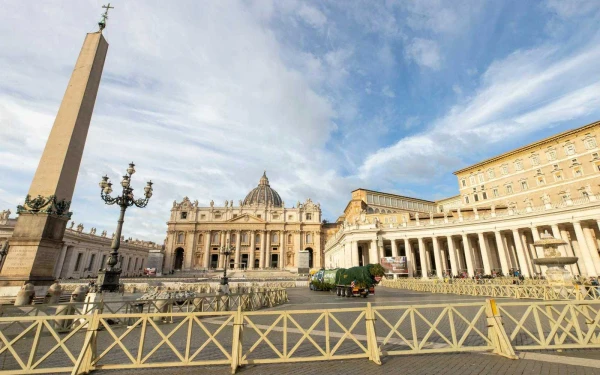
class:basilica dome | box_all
[243,172,283,207]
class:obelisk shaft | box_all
[0,32,108,292]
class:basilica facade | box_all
[164,172,323,273]
[324,120,600,279]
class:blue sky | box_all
[1,0,600,243]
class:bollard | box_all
[44,282,62,304]
[14,283,35,306]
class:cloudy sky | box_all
[1,0,600,243]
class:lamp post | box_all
[96,162,153,292]
[219,238,235,293]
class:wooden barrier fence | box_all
[0,299,598,374]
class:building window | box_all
[482,192,488,200]
[257,214,261,218]
[74,253,83,272]
[288,215,294,220]
[177,233,184,243]
[306,213,312,220]
[255,234,261,243]
[474,194,479,202]
[233,214,238,218]
[581,190,590,198]
[564,144,576,156]
[180,212,188,219]
[493,188,499,197]
[214,213,222,219]
[231,233,236,243]
[487,169,495,179]
[531,155,540,166]
[241,232,248,243]
[505,185,513,194]
[288,234,293,244]
[521,181,528,190]
[461,179,466,187]
[585,137,597,149]
[515,160,523,171]
[547,150,557,161]
[554,171,563,181]
[469,175,476,185]
[212,233,219,243]
[367,194,374,203]
[595,161,600,172]
[272,214,279,220]
[200,214,206,220]
[306,233,313,243]
[501,165,509,175]
[573,166,583,177]
[100,255,106,269]
[537,176,545,186]
[272,233,279,243]
[465,196,470,204]
[478,173,484,183]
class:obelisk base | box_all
[0,213,67,296]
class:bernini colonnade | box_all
[325,198,600,278]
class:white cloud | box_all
[297,3,327,29]
[404,38,441,70]
[360,40,600,183]
[382,86,396,98]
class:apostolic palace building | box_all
[324,120,600,279]
[164,172,323,273]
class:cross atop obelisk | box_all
[0,8,111,296]
[98,3,114,32]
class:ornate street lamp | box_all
[96,162,153,292]
[219,238,235,292]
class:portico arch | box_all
[305,247,314,268]
[174,247,184,270]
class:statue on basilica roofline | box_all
[230,200,233,207]
[210,200,214,208]
[224,200,229,208]
[239,200,243,207]
[69,221,75,229]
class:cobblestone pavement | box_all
[3,287,600,374]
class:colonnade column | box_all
[203,231,211,269]
[403,239,414,277]
[582,225,600,275]
[219,232,226,268]
[369,239,378,265]
[446,236,458,277]
[279,231,285,270]
[550,224,573,274]
[265,231,271,268]
[352,241,359,267]
[432,237,442,278]
[260,231,266,269]
[574,222,598,276]
[248,232,255,270]
[418,237,429,278]
[477,232,491,275]
[53,244,69,279]
[234,230,241,269]
[461,234,474,277]
[493,231,509,276]
[530,227,544,275]
[391,239,398,257]
[511,229,530,277]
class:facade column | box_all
[573,222,597,276]
[432,237,443,279]
[511,229,531,277]
[477,232,491,275]
[315,231,322,268]
[493,231,510,276]
[447,236,458,277]
[248,231,256,270]
[461,234,475,277]
[391,239,398,257]
[203,231,211,269]
[265,231,272,268]
[351,241,359,267]
[260,231,266,269]
[582,225,600,275]
[551,225,575,274]
[234,230,241,269]
[279,231,285,270]
[404,239,414,277]
[530,227,544,275]
[521,231,535,276]
[418,237,429,279]
[369,239,378,265]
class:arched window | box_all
[306,233,312,243]
[177,233,184,243]
[256,234,261,243]
[272,233,278,243]
[288,234,293,244]
[241,232,248,243]
[198,234,203,243]
[231,233,236,243]
[212,232,219,243]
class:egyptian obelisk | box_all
[0,6,112,295]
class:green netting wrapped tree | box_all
[335,264,385,288]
